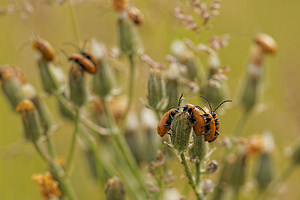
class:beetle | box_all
[31,37,55,62]
[128,7,144,25]
[183,104,206,136]
[157,94,184,137]
[199,96,232,142]
[68,53,97,74]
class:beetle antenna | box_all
[60,49,69,59]
[200,96,212,112]
[178,93,184,107]
[62,42,81,52]
[82,39,89,51]
[213,100,232,112]
[195,105,207,114]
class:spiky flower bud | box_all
[105,177,126,200]
[16,99,42,142]
[0,66,25,109]
[69,65,87,107]
[117,13,139,56]
[170,112,193,153]
[189,134,206,162]
[254,152,274,191]
[147,69,167,111]
[205,160,219,174]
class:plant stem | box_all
[120,54,135,131]
[195,160,201,186]
[232,111,249,137]
[180,153,202,200]
[65,108,80,176]
[68,0,80,45]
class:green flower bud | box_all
[117,13,140,56]
[165,78,178,110]
[38,60,63,94]
[105,177,126,200]
[93,60,116,97]
[69,65,87,107]
[240,73,260,111]
[189,133,206,162]
[16,100,42,142]
[292,144,300,165]
[147,69,167,111]
[228,153,247,192]
[171,112,193,153]
[254,152,274,191]
[57,92,74,120]
[31,96,54,133]
[0,67,25,109]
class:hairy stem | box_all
[195,160,201,186]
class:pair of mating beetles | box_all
[157,94,231,143]
[32,37,98,74]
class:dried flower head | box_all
[255,33,278,54]
[200,179,215,196]
[32,172,61,200]
[16,99,35,116]
[112,0,129,13]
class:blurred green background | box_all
[0,0,300,199]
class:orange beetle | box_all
[200,96,232,143]
[157,94,184,137]
[31,38,55,62]
[80,51,97,67]
[128,7,144,25]
[68,53,97,74]
[183,104,206,136]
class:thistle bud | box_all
[205,160,219,174]
[292,144,300,165]
[189,134,206,162]
[228,153,247,192]
[254,152,274,191]
[105,177,126,200]
[117,13,140,56]
[16,99,42,142]
[170,112,193,153]
[38,60,65,94]
[147,69,167,111]
[0,67,25,109]
[93,60,116,98]
[69,65,87,107]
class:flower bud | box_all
[93,59,116,98]
[105,177,126,200]
[38,60,65,94]
[16,100,42,142]
[228,153,247,191]
[69,65,87,107]
[189,134,206,162]
[254,152,274,191]
[31,96,54,132]
[200,179,215,196]
[0,67,25,109]
[240,74,259,111]
[147,69,168,111]
[57,91,74,120]
[170,112,193,153]
[117,14,139,56]
[205,160,219,174]
[201,54,228,108]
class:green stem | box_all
[195,160,201,186]
[120,54,135,132]
[232,111,250,137]
[33,142,50,164]
[65,108,80,176]
[68,0,80,45]
[180,153,202,200]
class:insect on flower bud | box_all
[69,65,87,107]
[254,152,274,191]
[0,66,25,109]
[189,134,206,162]
[170,112,193,153]
[105,177,126,200]
[147,69,167,111]
[31,37,55,62]
[205,160,219,174]
[16,99,42,142]
[128,7,144,25]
